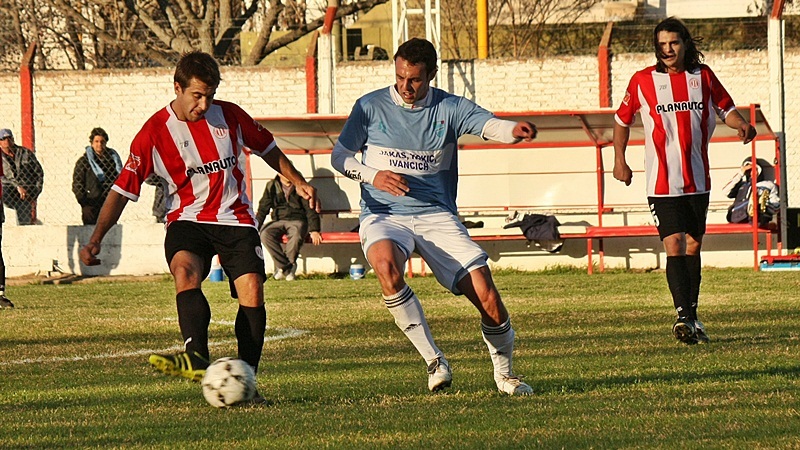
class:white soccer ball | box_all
[201,357,257,408]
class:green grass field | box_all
[1,268,799,449]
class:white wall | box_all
[639,0,768,18]
[0,48,795,276]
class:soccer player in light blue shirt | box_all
[332,38,538,395]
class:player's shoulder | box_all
[695,64,715,75]
[133,106,171,143]
[141,106,171,129]
[432,87,462,104]
[631,65,659,80]
[211,99,245,113]
[357,87,391,106]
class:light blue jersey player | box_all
[332,38,538,396]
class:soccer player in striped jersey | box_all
[80,51,319,390]
[332,38,537,395]
[613,17,757,345]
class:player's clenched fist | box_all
[513,121,537,141]
[613,161,633,186]
[80,242,102,266]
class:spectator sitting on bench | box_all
[256,173,322,281]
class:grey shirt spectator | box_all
[255,174,322,280]
[0,128,43,225]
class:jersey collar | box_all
[389,86,432,109]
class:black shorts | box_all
[648,193,709,240]
[164,221,266,286]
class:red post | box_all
[597,22,613,108]
[771,0,785,19]
[322,7,337,34]
[306,31,319,114]
[20,42,37,150]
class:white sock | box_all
[384,285,443,364]
[482,318,515,380]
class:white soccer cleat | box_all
[496,375,533,396]
[285,264,297,281]
[273,268,285,280]
[427,357,452,392]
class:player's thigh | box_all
[650,196,687,239]
[212,226,267,284]
[413,212,488,294]
[686,193,709,240]
[164,221,216,280]
[169,251,206,291]
[360,213,415,265]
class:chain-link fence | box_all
[1,135,43,226]
[2,131,164,227]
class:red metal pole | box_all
[20,42,36,150]
[771,0,785,19]
[597,22,613,108]
[305,31,319,114]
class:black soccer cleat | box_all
[672,317,697,345]
[0,295,14,309]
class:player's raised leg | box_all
[367,238,450,392]
[149,250,212,382]
[458,267,532,396]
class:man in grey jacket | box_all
[256,174,322,281]
[0,128,43,225]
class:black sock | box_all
[235,305,267,372]
[666,256,692,318]
[686,254,702,320]
[176,288,211,360]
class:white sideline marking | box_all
[0,328,307,366]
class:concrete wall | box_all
[0,48,795,276]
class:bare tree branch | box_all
[244,0,389,65]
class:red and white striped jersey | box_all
[112,100,276,227]
[615,64,736,197]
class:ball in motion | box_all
[201,357,257,408]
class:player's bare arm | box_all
[372,170,409,196]
[80,191,129,266]
[612,122,633,186]
[724,110,757,144]
[513,121,537,141]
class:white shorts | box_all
[360,212,488,294]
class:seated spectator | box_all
[256,173,322,281]
[0,128,43,225]
[722,157,779,227]
[72,127,122,225]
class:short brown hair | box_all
[394,38,437,76]
[174,51,221,89]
